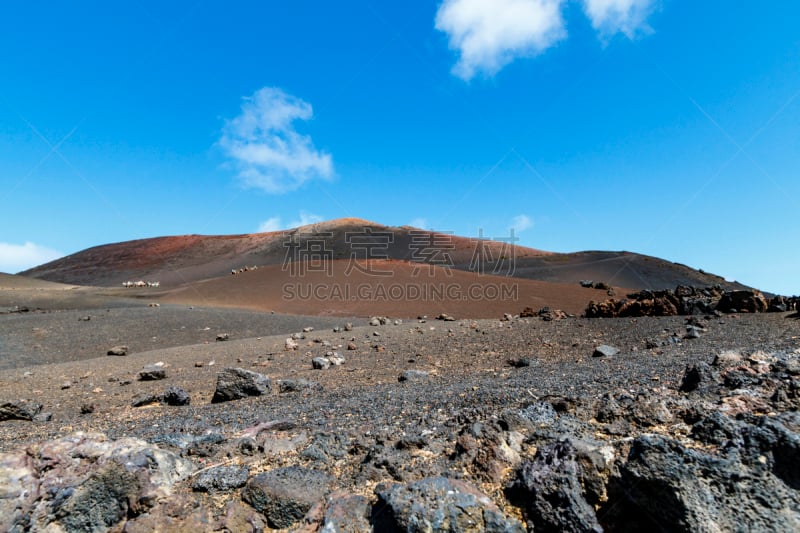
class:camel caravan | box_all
[122,281,160,288]
[231,265,259,275]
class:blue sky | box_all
[1,1,798,294]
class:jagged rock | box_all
[502,401,558,432]
[593,345,619,358]
[604,434,800,532]
[192,465,249,493]
[211,368,271,403]
[320,491,371,532]
[242,466,332,529]
[508,440,603,532]
[162,386,190,406]
[138,364,167,381]
[0,400,42,421]
[0,432,193,532]
[312,357,332,370]
[131,393,161,407]
[215,333,229,341]
[373,477,525,532]
[107,345,128,356]
[717,290,769,313]
[680,363,714,393]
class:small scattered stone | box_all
[279,379,323,393]
[216,333,230,341]
[399,370,429,382]
[107,345,128,356]
[0,400,42,421]
[285,338,299,351]
[593,345,619,357]
[138,364,167,381]
[162,386,191,406]
[211,368,272,403]
[312,357,331,370]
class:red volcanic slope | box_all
[158,259,617,318]
[20,217,748,293]
[21,218,551,287]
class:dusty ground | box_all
[2,278,799,531]
[2,306,797,451]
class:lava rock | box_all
[242,466,332,529]
[211,368,271,403]
[278,379,323,393]
[192,465,249,493]
[373,477,525,532]
[508,440,602,532]
[321,491,371,532]
[717,290,769,314]
[162,386,190,406]
[137,364,167,381]
[0,400,42,421]
[312,357,332,370]
[604,434,800,532]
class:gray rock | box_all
[312,357,332,370]
[593,345,619,357]
[373,476,525,532]
[279,379,323,393]
[162,386,190,406]
[211,368,271,403]
[107,345,128,356]
[137,364,167,381]
[0,400,42,421]
[0,433,193,532]
[216,333,230,341]
[398,370,429,382]
[192,465,249,493]
[242,466,332,529]
[321,491,371,532]
[131,393,161,407]
[508,440,603,532]
[605,434,800,532]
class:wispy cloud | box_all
[257,211,324,233]
[257,217,282,233]
[510,214,534,233]
[409,217,429,229]
[220,87,334,194]
[582,0,656,39]
[435,0,567,81]
[0,242,63,273]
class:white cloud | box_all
[582,0,656,39]
[435,0,567,80]
[409,218,429,229]
[290,211,324,228]
[220,87,334,194]
[257,217,282,233]
[510,214,534,233]
[256,211,324,233]
[0,242,63,273]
